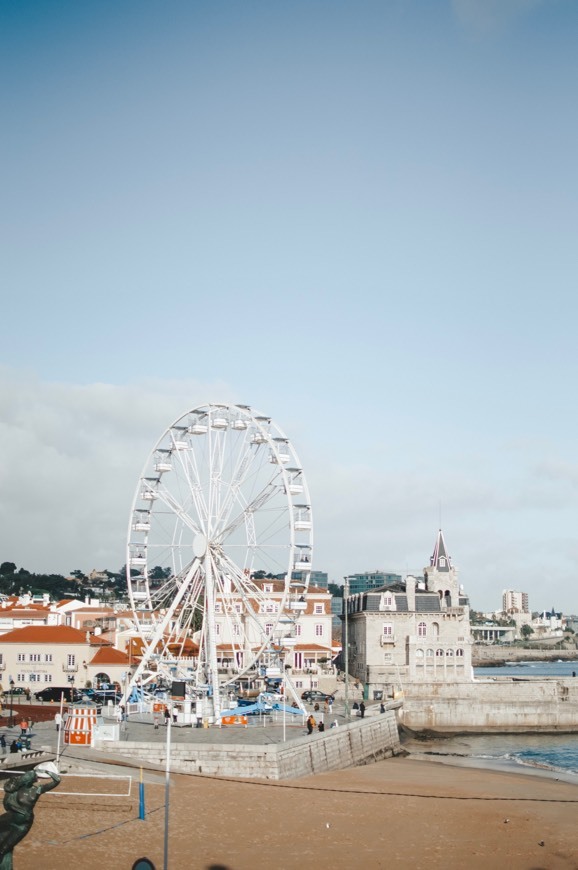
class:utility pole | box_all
[343,577,350,721]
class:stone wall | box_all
[96,711,402,780]
[400,679,578,732]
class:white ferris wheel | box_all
[124,403,313,718]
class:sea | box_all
[402,660,578,782]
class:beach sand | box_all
[13,757,578,870]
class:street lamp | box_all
[343,577,350,721]
[8,680,14,728]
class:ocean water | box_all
[406,660,578,780]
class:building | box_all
[344,571,402,596]
[502,590,529,614]
[0,625,130,693]
[343,530,472,697]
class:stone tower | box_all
[423,529,460,608]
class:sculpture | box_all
[0,767,60,868]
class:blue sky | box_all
[2,0,578,613]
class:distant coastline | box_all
[472,646,578,667]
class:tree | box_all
[328,583,344,598]
[70,569,86,581]
[521,624,534,640]
[0,562,16,576]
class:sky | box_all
[2,0,578,614]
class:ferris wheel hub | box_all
[193,533,208,558]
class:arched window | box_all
[446,648,454,657]
[431,622,440,637]
[435,649,444,657]
[416,649,424,658]
[418,622,427,637]
[456,648,464,657]
[426,648,434,658]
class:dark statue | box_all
[0,768,60,868]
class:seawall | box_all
[95,710,402,780]
[400,679,578,732]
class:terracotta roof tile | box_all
[90,647,131,666]
[0,625,91,644]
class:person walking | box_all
[359,701,365,719]
[54,712,62,733]
[306,714,316,735]
[19,719,28,737]
[0,735,6,753]
[164,706,170,726]
[153,712,160,730]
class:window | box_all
[426,648,434,658]
[44,674,52,683]
[295,624,302,636]
[265,623,274,635]
[315,624,324,636]
[384,595,393,607]
[435,649,444,657]
[418,622,427,637]
[232,624,241,637]
[29,673,40,682]
[314,604,324,614]
[416,649,424,658]
[295,680,303,689]
[215,603,223,614]
[44,654,52,663]
[0,654,3,665]
[264,584,273,593]
[234,603,242,613]
[215,623,221,636]
[17,654,25,663]
[382,623,393,636]
[446,648,454,656]
[17,673,26,682]
[456,648,464,657]
[29,654,41,663]
[67,654,76,667]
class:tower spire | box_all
[430,529,451,572]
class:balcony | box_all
[380,635,395,645]
[62,664,79,673]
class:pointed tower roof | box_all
[430,529,452,572]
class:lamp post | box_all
[8,680,14,728]
[343,577,350,721]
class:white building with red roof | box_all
[0,625,130,694]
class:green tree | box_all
[328,583,344,598]
[0,562,16,575]
[521,624,534,640]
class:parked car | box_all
[34,687,82,703]
[3,687,27,696]
[301,690,334,703]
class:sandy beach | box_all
[11,755,578,870]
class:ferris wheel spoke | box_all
[214,437,268,534]
[218,479,282,542]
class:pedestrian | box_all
[9,740,18,754]
[359,701,365,719]
[54,712,62,733]
[24,688,31,702]
[164,706,170,726]
[328,697,333,714]
[153,712,160,730]
[318,721,325,733]
[19,719,28,736]
[323,700,329,715]
[0,735,5,753]
[306,714,316,735]
[352,701,359,712]
[172,707,178,725]
[314,702,319,713]
[380,702,385,714]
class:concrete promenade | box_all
[0,698,402,781]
